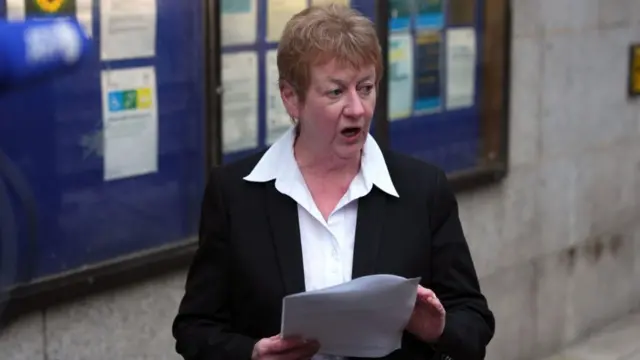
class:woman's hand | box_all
[251,335,320,360]
[406,286,446,344]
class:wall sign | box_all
[629,43,640,98]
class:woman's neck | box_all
[293,139,361,179]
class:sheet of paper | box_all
[100,0,156,60]
[266,0,306,42]
[222,52,259,153]
[388,32,413,121]
[6,0,94,37]
[265,49,291,145]
[413,30,442,114]
[416,0,444,29]
[446,28,476,110]
[388,0,411,32]
[221,0,257,46]
[101,66,158,181]
[448,0,476,26]
[281,274,420,358]
[310,0,350,6]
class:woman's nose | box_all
[344,90,365,117]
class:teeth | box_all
[341,127,361,137]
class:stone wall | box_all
[2,0,640,359]
[470,0,640,358]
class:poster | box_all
[310,0,350,5]
[221,0,257,46]
[413,31,442,114]
[416,0,444,29]
[6,0,93,37]
[267,0,306,42]
[100,0,157,60]
[265,49,291,145]
[387,33,413,121]
[446,28,476,110]
[101,66,158,181]
[448,0,475,26]
[221,52,259,153]
[388,0,411,32]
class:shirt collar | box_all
[243,126,399,198]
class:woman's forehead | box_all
[310,60,376,82]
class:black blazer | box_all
[172,150,495,360]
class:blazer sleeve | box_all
[428,169,495,360]
[172,168,258,360]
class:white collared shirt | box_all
[244,127,398,359]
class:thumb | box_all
[416,286,435,302]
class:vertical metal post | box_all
[204,0,222,168]
[373,0,390,148]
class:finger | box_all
[416,286,436,302]
[266,336,308,354]
[277,343,320,360]
[426,295,446,314]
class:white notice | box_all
[281,274,420,358]
[265,49,291,145]
[100,0,157,60]
[446,28,476,110]
[222,52,259,153]
[6,0,94,37]
[221,0,257,46]
[101,66,158,181]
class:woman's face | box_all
[281,60,377,160]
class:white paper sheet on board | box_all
[101,66,158,181]
[265,49,292,145]
[388,32,414,121]
[310,0,351,5]
[446,28,476,110]
[100,0,157,60]
[266,0,306,42]
[6,0,94,37]
[221,52,259,153]
[221,0,257,46]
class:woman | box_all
[173,4,494,360]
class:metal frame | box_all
[1,0,512,325]
[373,0,390,146]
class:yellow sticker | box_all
[35,0,65,13]
[136,88,153,109]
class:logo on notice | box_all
[35,0,66,13]
[108,88,153,112]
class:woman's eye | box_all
[328,89,343,97]
[359,85,374,94]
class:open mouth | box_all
[341,127,362,138]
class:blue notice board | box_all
[220,0,487,176]
[0,0,207,287]
[388,0,484,173]
[220,0,378,164]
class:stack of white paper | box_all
[281,274,420,358]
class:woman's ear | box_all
[280,81,301,120]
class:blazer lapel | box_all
[351,187,387,279]
[265,182,306,296]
